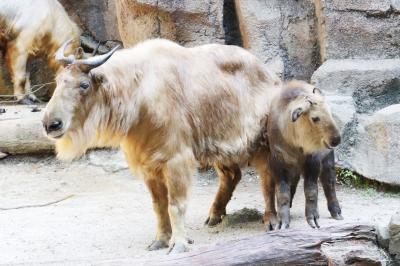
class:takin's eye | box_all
[312,117,320,123]
[80,82,90,90]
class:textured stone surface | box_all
[0,105,53,154]
[234,0,318,80]
[389,210,400,261]
[315,0,400,62]
[312,59,400,185]
[60,0,121,42]
[115,0,224,48]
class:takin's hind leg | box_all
[205,163,242,227]
[144,176,171,251]
[163,152,196,254]
[251,154,278,231]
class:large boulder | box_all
[115,0,224,48]
[312,59,400,186]
[314,0,400,62]
[389,210,400,262]
[0,105,53,155]
[234,0,318,80]
[59,0,121,42]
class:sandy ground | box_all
[0,152,399,265]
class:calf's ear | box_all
[313,87,322,95]
[291,100,311,122]
[292,107,303,122]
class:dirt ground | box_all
[1,152,399,265]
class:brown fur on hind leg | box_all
[206,163,241,227]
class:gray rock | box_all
[234,0,318,80]
[60,0,121,42]
[115,0,224,48]
[314,0,400,61]
[389,210,400,261]
[392,0,400,12]
[376,222,391,250]
[312,59,400,185]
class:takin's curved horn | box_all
[55,39,76,64]
[75,45,120,71]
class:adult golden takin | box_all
[42,38,282,253]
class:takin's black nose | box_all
[330,135,341,147]
[44,119,63,133]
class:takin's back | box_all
[96,39,281,164]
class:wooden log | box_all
[0,105,54,155]
[105,224,390,266]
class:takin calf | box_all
[42,39,282,253]
[0,0,80,103]
[206,81,343,230]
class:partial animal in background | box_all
[0,0,80,103]
[42,39,282,253]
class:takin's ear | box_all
[313,87,322,95]
[291,100,311,122]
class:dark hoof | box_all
[306,214,320,229]
[205,214,223,227]
[146,239,169,251]
[331,212,344,220]
[264,212,279,231]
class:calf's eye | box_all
[312,117,320,123]
[80,82,89,90]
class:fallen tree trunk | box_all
[0,105,54,155]
[108,224,391,266]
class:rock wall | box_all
[235,0,318,80]
[315,0,400,61]
[312,60,400,185]
[115,0,225,47]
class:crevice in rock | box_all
[223,0,243,46]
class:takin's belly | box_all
[193,137,256,167]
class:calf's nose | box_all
[330,135,341,147]
[44,119,63,133]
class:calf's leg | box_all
[303,155,321,228]
[205,163,241,227]
[320,151,343,220]
[290,175,300,208]
[275,176,291,229]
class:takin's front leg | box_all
[303,155,321,229]
[205,163,241,227]
[320,150,343,220]
[163,152,196,254]
[144,177,171,251]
